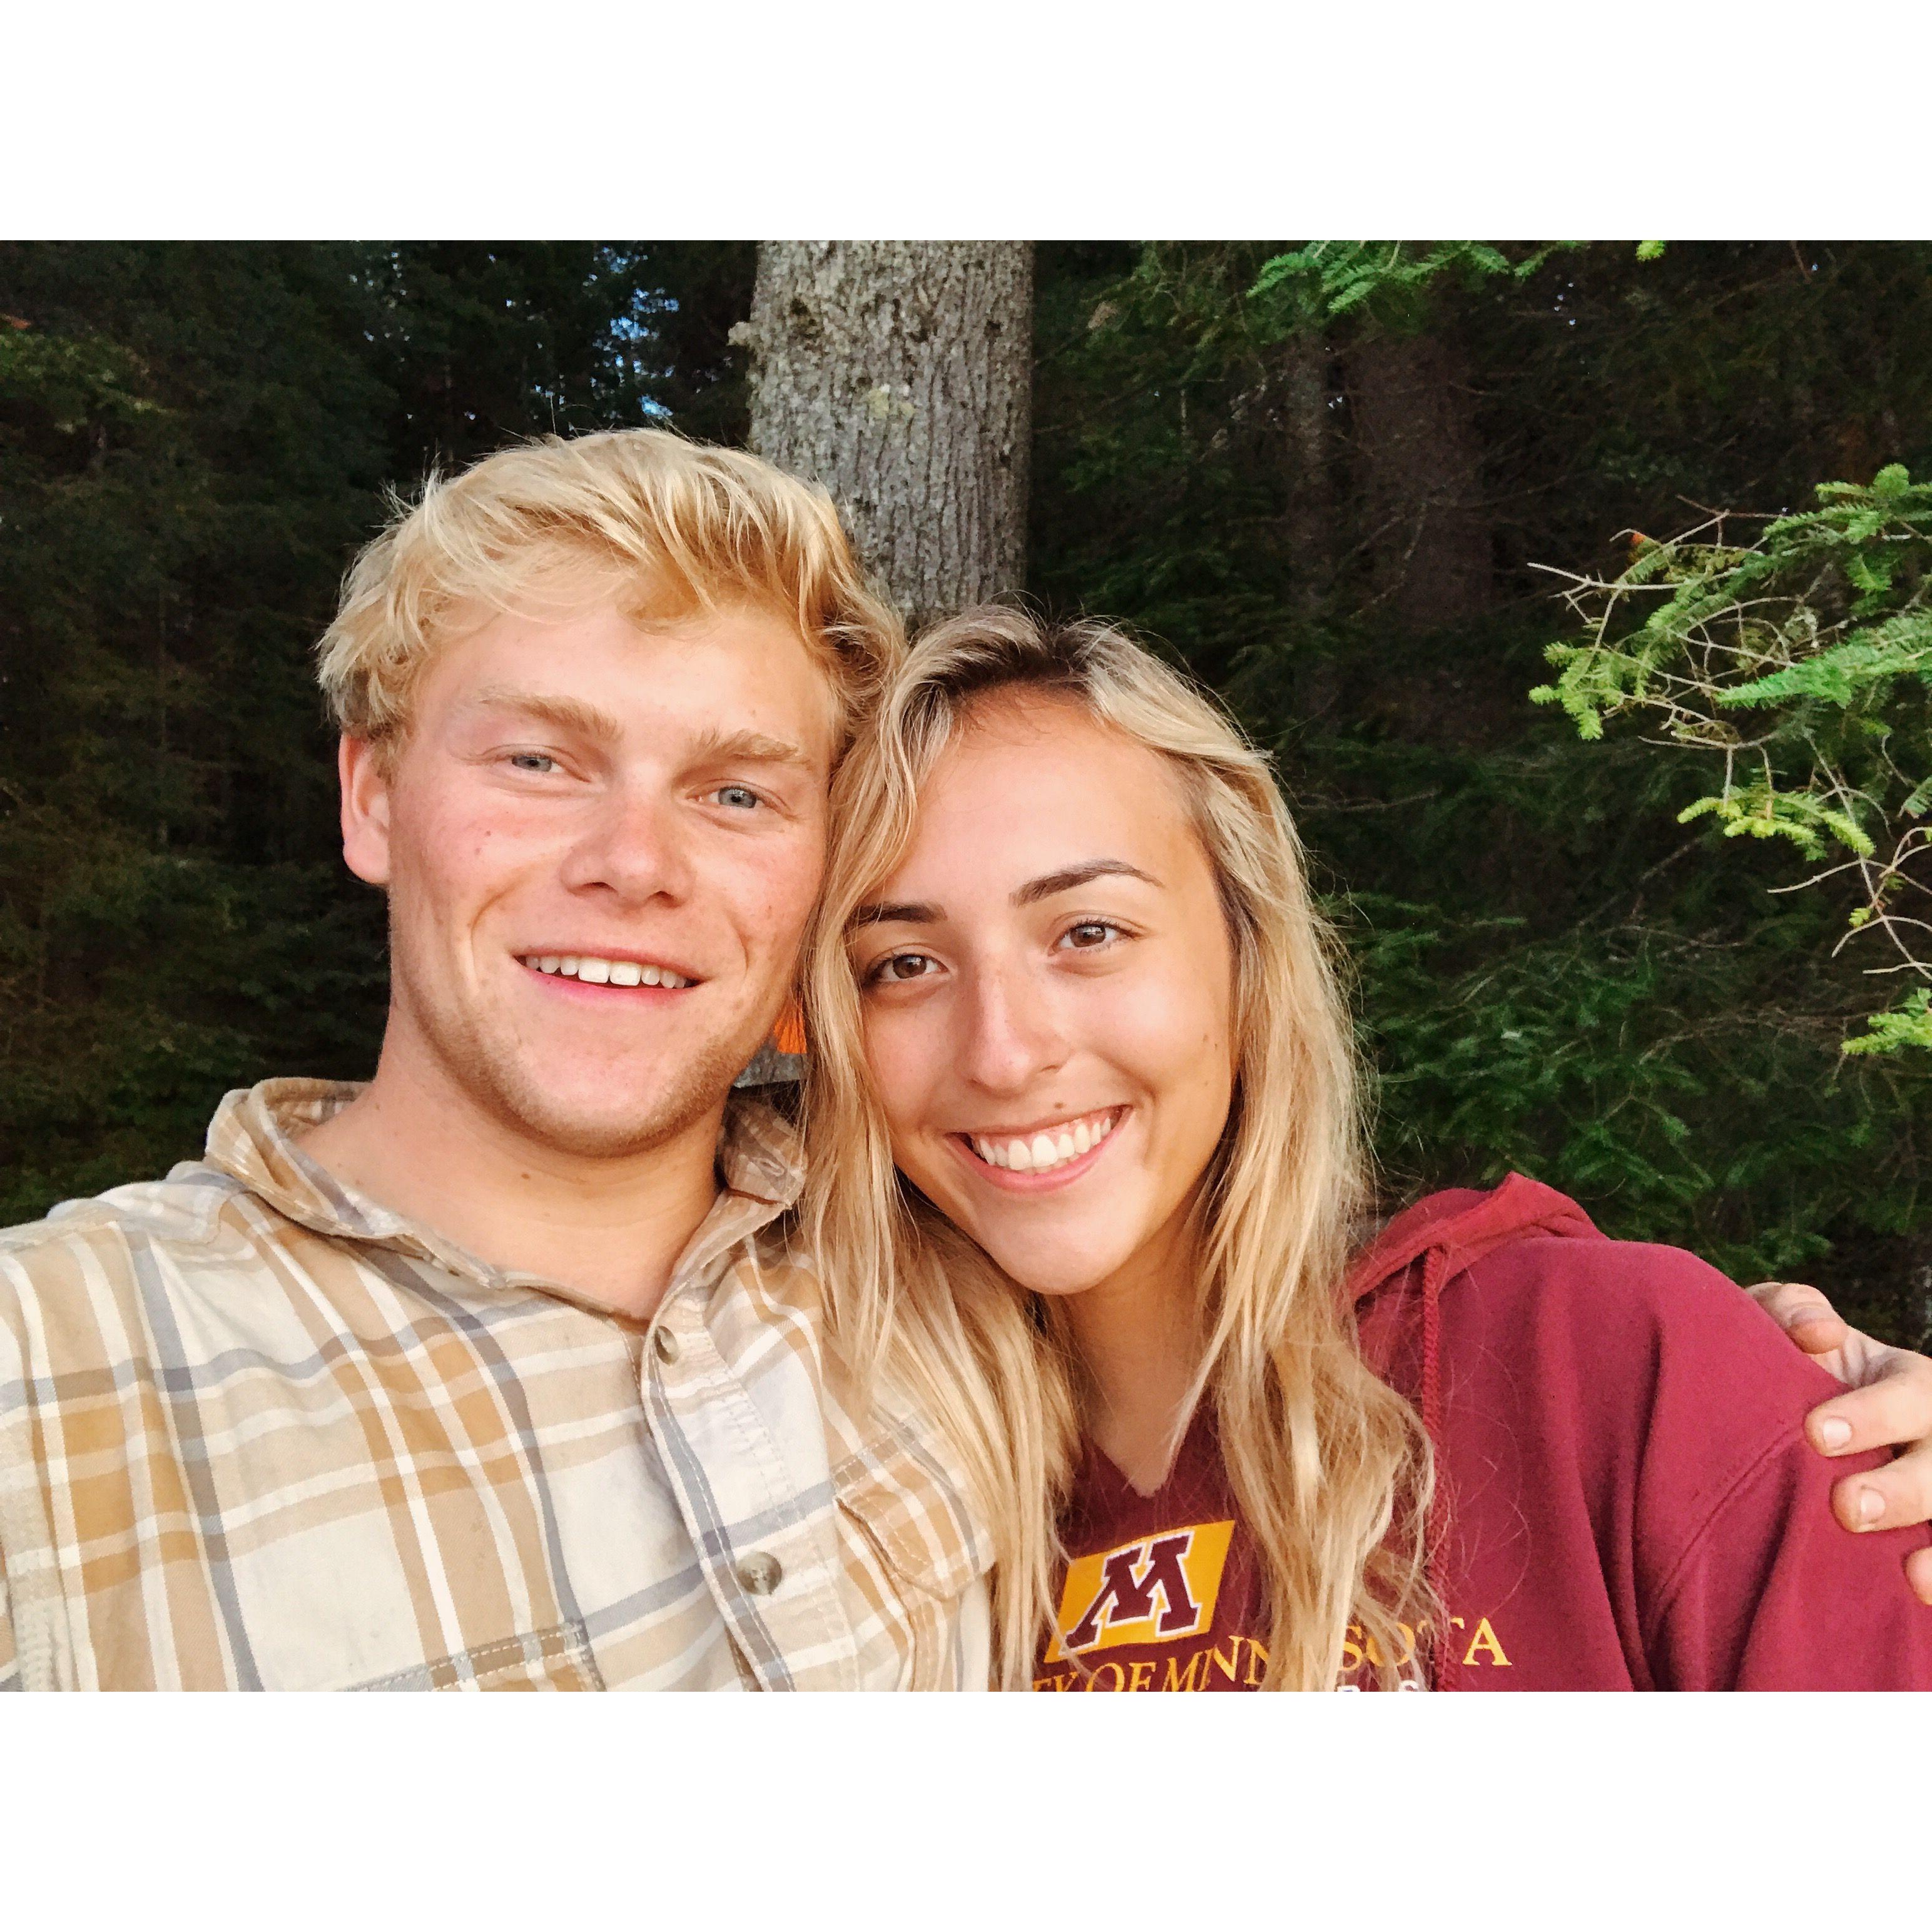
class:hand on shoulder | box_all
[1747,1278,1932,1604]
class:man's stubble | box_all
[390,928,765,1163]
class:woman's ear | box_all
[338,736,394,888]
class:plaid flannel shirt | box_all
[0,1080,989,1690]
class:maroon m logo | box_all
[1062,1530,1203,1652]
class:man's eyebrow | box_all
[465,686,623,741]
[459,696,816,773]
[1014,860,1162,905]
[848,899,942,929]
[684,726,818,773]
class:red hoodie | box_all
[1035,1175,1932,1690]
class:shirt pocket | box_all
[832,1420,991,1690]
[353,1620,604,1692]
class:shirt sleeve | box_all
[1443,1231,1932,1690]
[1647,1421,1932,1690]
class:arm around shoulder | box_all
[1594,1243,1932,1687]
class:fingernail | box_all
[1818,1417,1853,1451]
[1857,1487,1885,1525]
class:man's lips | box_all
[517,950,700,990]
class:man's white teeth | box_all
[969,1109,1118,1174]
[523,955,691,989]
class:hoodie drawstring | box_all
[1418,1244,1457,1693]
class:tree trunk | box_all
[1276,330,1336,620]
[738,241,1032,629]
[1351,328,1492,629]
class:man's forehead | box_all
[427,597,837,760]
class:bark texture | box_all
[1275,330,1336,618]
[738,241,1032,628]
[1351,329,1493,629]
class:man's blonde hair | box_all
[317,427,905,755]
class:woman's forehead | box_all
[885,694,1202,895]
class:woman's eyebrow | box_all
[849,899,942,929]
[1014,859,1161,905]
[850,861,1158,930]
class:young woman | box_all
[801,606,1932,1691]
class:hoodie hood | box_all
[1346,1171,1602,1689]
[1348,1171,1603,1308]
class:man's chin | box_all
[399,984,764,1164]
[511,1102,717,1161]
[477,1044,747,1162]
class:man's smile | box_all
[517,951,700,990]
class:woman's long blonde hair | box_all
[802,606,1434,1690]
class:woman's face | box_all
[850,689,1238,1301]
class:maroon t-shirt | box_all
[1035,1176,1932,1691]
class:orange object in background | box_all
[771,999,806,1058]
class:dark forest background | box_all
[5,240,1931,1345]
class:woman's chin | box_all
[980,1236,1129,1301]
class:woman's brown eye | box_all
[1066,922,1116,948]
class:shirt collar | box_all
[198,1077,803,1308]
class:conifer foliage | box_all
[1537,466,1932,1055]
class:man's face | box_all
[342,593,836,1159]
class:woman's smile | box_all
[951,1104,1130,1189]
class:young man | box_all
[0,430,984,1689]
[0,427,1926,1690]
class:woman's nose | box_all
[958,960,1068,1092]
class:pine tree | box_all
[737,241,1033,626]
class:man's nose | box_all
[557,782,694,904]
[957,957,1069,1094]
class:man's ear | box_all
[339,736,394,887]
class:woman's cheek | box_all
[864,1011,931,1147]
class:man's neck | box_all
[296,1044,724,1324]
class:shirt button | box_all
[652,1326,681,1365]
[735,1552,783,1597]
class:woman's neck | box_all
[1060,1216,1203,1496]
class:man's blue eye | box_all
[717,786,762,810]
[509,753,557,773]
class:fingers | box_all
[1747,1281,1851,1355]
[1831,1438,1932,1537]
[1907,1544,1932,1609]
[1807,1346,1932,1458]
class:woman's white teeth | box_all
[524,955,690,989]
[969,1110,1117,1174]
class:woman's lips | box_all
[948,1107,1127,1194]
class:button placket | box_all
[639,1261,860,1689]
